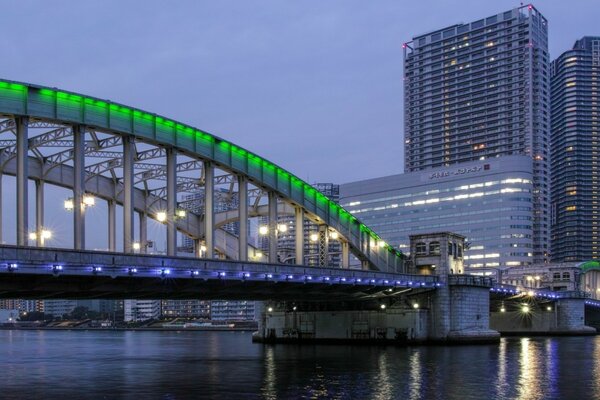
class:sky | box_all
[2,1,599,185]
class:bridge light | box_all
[266,273,273,279]
[92,266,102,274]
[286,275,293,280]
[156,211,167,223]
[243,272,250,279]
[277,224,288,233]
[176,209,186,218]
[132,242,141,251]
[370,279,376,284]
[380,304,386,310]
[413,303,419,309]
[522,305,530,313]
[7,263,17,272]
[305,276,312,281]
[52,265,63,273]
[340,277,346,282]
[383,280,389,284]
[83,195,95,207]
[64,198,74,211]
[41,230,52,240]
[292,306,297,311]
[309,233,319,242]
[355,278,362,283]
[160,269,171,277]
[527,290,535,297]
[219,272,226,278]
[191,270,199,277]
[28,232,37,241]
[329,231,339,240]
[377,240,387,248]
[547,306,552,311]
[200,245,207,252]
[254,251,263,259]
[128,268,138,275]
[500,307,506,312]
[259,225,269,235]
[267,307,273,312]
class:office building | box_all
[340,156,534,269]
[210,300,255,321]
[124,300,161,322]
[403,5,550,263]
[551,36,600,261]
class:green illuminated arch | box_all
[0,79,402,271]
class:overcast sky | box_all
[2,0,600,185]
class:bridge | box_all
[0,80,595,343]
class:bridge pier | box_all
[490,297,596,335]
[255,233,500,345]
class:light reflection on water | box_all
[0,330,599,399]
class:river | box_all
[1,330,599,399]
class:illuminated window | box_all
[429,242,441,255]
[416,242,427,256]
[566,206,577,211]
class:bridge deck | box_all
[0,246,438,301]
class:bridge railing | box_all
[448,274,494,287]
[0,245,438,289]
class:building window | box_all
[430,242,441,255]
[553,272,561,280]
[562,272,570,280]
[448,242,453,256]
[416,242,427,255]
[457,245,463,257]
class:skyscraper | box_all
[551,37,600,261]
[403,5,550,263]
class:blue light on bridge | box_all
[190,270,199,277]
[129,268,138,275]
[218,272,226,278]
[92,266,102,274]
[305,276,312,281]
[286,275,293,280]
[52,265,63,273]
[7,263,17,272]
[242,272,251,279]
[160,269,171,277]
[265,273,273,279]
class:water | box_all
[1,330,599,399]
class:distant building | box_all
[161,300,211,319]
[124,300,161,322]
[403,4,550,263]
[340,156,534,269]
[551,36,600,261]
[43,300,77,318]
[210,300,255,321]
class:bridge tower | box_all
[409,232,500,343]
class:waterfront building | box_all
[551,36,600,261]
[340,156,534,269]
[43,300,77,318]
[124,300,161,322]
[403,4,550,263]
[210,300,255,321]
[161,300,211,319]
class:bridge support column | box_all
[294,207,304,265]
[166,148,177,257]
[341,241,349,268]
[238,176,248,261]
[123,136,134,253]
[203,161,214,259]
[108,199,116,252]
[16,117,28,246]
[140,212,148,254]
[73,125,85,250]
[0,174,3,244]
[35,180,44,247]
[318,224,329,267]
[268,191,278,263]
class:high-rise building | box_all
[403,5,550,263]
[551,37,600,261]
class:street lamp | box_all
[156,211,167,223]
[83,194,95,207]
[329,231,339,240]
[258,225,269,235]
[309,233,319,242]
[64,198,74,211]
[277,224,288,233]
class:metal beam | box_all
[204,161,214,259]
[73,125,85,250]
[166,148,177,256]
[295,207,304,265]
[140,212,147,254]
[238,175,248,261]
[123,136,134,253]
[35,180,44,247]
[268,191,278,263]
[108,200,116,252]
[16,117,28,246]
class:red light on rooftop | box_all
[402,43,407,49]
[528,4,533,10]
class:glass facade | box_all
[403,5,550,263]
[340,156,534,269]
[551,36,600,261]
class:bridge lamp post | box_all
[156,211,167,223]
[28,229,52,246]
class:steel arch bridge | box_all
[0,79,403,275]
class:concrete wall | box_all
[491,299,596,335]
[257,309,429,343]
